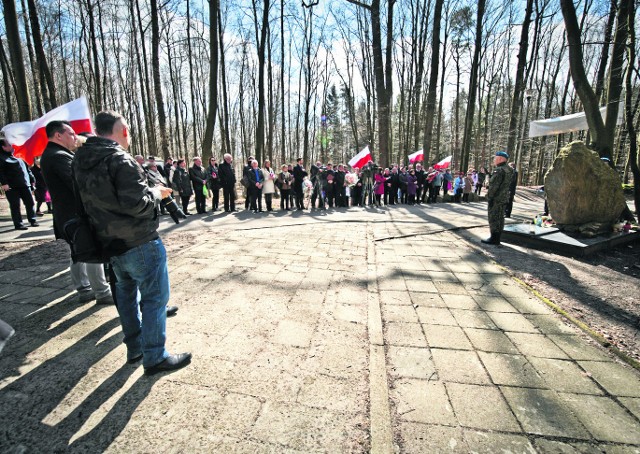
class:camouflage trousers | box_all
[487,201,506,234]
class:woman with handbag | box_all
[172,159,193,215]
[261,160,276,211]
[278,165,293,211]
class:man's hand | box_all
[1,184,9,192]
[159,186,173,199]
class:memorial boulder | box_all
[545,141,625,235]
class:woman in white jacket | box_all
[261,160,276,211]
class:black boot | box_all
[481,233,500,245]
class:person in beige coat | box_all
[261,160,276,211]
[463,171,474,203]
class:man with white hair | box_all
[218,153,236,212]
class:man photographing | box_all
[73,111,191,376]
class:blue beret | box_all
[495,151,509,159]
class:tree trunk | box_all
[218,8,232,156]
[151,0,168,155]
[254,0,270,164]
[202,0,220,160]
[594,0,617,103]
[460,0,485,172]
[505,0,533,165]
[0,37,16,123]
[2,0,32,120]
[422,0,444,164]
[624,0,639,219]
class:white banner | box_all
[529,104,623,138]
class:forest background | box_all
[0,0,639,188]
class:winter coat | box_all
[218,161,236,187]
[173,167,193,196]
[189,165,207,192]
[0,151,33,189]
[407,174,418,196]
[463,176,474,194]
[40,142,76,240]
[374,173,386,195]
[72,136,161,257]
[261,167,276,194]
[278,171,292,190]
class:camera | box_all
[161,195,187,224]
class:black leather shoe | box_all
[127,353,143,364]
[166,305,178,317]
[30,221,39,227]
[15,225,28,230]
[144,353,192,376]
[481,236,500,245]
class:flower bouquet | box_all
[302,176,314,197]
[345,172,359,188]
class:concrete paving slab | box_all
[382,304,420,323]
[506,296,554,315]
[487,311,540,333]
[405,279,438,293]
[441,293,480,310]
[424,324,474,350]
[500,387,590,439]
[472,295,519,313]
[478,352,547,388]
[391,379,457,425]
[379,290,413,306]
[620,397,640,420]
[462,430,536,453]
[449,309,497,329]
[446,382,520,431]
[415,306,457,325]
[548,334,614,362]
[385,322,427,347]
[528,357,603,394]
[525,314,577,335]
[505,332,570,359]
[398,422,469,453]
[578,361,640,397]
[561,393,640,444]
[463,327,520,354]
[431,349,491,384]
[387,346,436,379]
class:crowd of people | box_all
[1,112,519,374]
[130,154,495,215]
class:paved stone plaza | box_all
[1,196,639,453]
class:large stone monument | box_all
[545,141,626,236]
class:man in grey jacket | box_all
[73,111,191,376]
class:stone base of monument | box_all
[501,223,640,257]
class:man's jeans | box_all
[110,238,170,368]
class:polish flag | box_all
[348,145,372,169]
[408,149,423,163]
[433,155,452,170]
[1,97,93,165]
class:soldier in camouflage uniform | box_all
[482,151,514,245]
[73,110,191,376]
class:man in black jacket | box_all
[292,157,307,210]
[189,157,207,214]
[41,121,113,304]
[218,153,236,212]
[0,138,37,230]
[73,110,191,375]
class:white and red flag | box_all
[1,97,93,165]
[433,155,452,170]
[408,149,423,163]
[348,145,372,169]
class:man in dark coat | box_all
[0,138,37,230]
[73,110,190,375]
[189,156,207,214]
[292,157,307,210]
[40,121,113,304]
[218,153,236,212]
